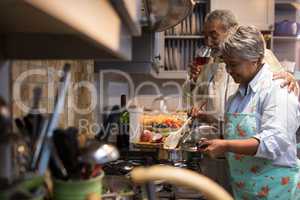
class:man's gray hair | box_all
[205,9,238,31]
[220,25,265,62]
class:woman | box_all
[197,25,300,199]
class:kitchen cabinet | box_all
[210,0,274,31]
[156,0,275,80]
[273,36,300,71]
[156,1,210,79]
[0,0,142,60]
[273,0,300,72]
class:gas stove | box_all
[102,149,206,200]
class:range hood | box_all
[0,0,195,60]
[0,0,142,60]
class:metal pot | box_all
[157,126,207,163]
[157,147,201,164]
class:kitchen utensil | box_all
[163,117,192,149]
[158,148,187,163]
[31,119,48,170]
[16,87,43,144]
[49,140,68,180]
[31,87,42,111]
[79,143,120,165]
[35,63,71,175]
[180,125,218,151]
[52,127,80,179]
[26,86,43,142]
[157,145,203,163]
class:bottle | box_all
[117,94,129,150]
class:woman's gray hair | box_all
[220,25,265,62]
[205,10,238,31]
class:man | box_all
[183,9,299,192]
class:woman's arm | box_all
[199,138,259,158]
[201,81,300,159]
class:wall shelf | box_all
[273,0,300,71]
[152,70,187,79]
[273,36,300,40]
[164,35,205,39]
[159,1,209,73]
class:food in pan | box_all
[139,114,186,143]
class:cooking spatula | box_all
[163,117,192,149]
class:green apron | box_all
[224,112,300,199]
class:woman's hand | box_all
[273,71,299,95]
[199,138,259,158]
[198,139,228,158]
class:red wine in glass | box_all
[193,46,211,65]
[193,56,210,65]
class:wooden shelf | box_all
[273,36,300,41]
[194,0,208,4]
[164,35,205,39]
[160,1,208,73]
[152,69,187,79]
[275,1,300,10]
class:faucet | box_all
[152,95,168,113]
